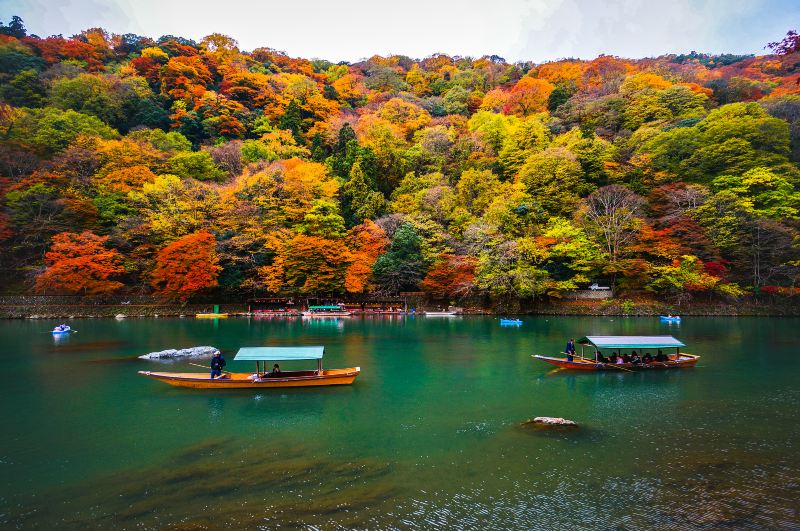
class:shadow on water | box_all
[3,437,402,529]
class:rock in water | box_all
[140,346,220,360]
[526,416,578,427]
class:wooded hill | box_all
[0,16,798,304]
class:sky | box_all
[1,0,798,63]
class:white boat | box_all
[422,311,459,316]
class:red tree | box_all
[421,254,477,299]
[150,231,221,301]
[35,231,124,295]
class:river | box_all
[0,315,797,529]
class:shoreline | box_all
[3,301,798,319]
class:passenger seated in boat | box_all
[609,354,618,364]
[643,353,653,364]
[270,363,281,377]
[655,351,668,362]
[616,356,625,364]
[622,353,631,363]
[596,352,608,363]
[630,352,641,364]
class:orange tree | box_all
[344,220,389,294]
[150,231,222,301]
[260,234,351,294]
[35,231,124,295]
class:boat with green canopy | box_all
[139,346,360,388]
[302,305,352,317]
[533,335,700,371]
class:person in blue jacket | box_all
[210,351,226,379]
[565,338,576,361]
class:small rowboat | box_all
[659,315,681,322]
[196,313,228,319]
[533,335,700,372]
[139,346,360,389]
[500,318,522,326]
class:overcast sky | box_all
[2,0,798,62]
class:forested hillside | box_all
[0,16,798,304]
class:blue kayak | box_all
[659,316,681,322]
[500,318,522,326]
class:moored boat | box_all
[533,335,699,371]
[659,315,681,322]
[139,346,360,389]
[301,305,352,317]
[500,318,522,326]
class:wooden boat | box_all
[301,305,352,317]
[533,335,700,371]
[139,346,360,389]
[196,313,228,318]
[500,318,522,326]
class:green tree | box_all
[0,69,46,107]
[166,151,225,181]
[442,85,471,116]
[372,222,426,294]
[517,147,592,217]
[49,74,123,126]
[342,160,385,226]
[7,107,118,154]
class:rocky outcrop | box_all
[140,346,220,360]
[524,416,578,427]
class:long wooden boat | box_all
[301,305,352,317]
[139,346,360,389]
[138,367,360,388]
[533,335,700,372]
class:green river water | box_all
[0,315,798,529]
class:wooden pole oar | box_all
[188,362,230,375]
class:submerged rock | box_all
[140,346,220,360]
[524,416,578,427]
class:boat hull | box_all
[138,368,360,388]
[533,354,699,371]
[301,312,352,317]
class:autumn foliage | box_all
[150,231,221,300]
[1,17,799,303]
[35,231,124,294]
[421,254,477,299]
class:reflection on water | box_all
[0,316,798,528]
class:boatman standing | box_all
[565,338,576,362]
[210,351,226,379]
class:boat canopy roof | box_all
[308,305,344,310]
[578,336,686,349]
[234,346,324,361]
